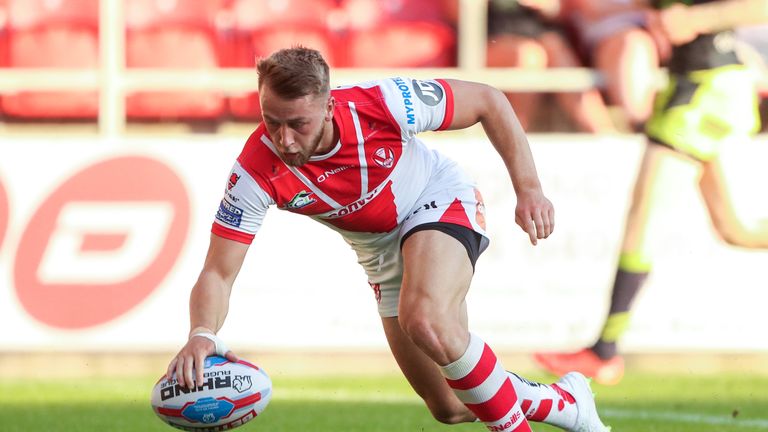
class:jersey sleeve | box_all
[211,160,275,244]
[379,77,454,139]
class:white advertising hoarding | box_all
[0,134,766,352]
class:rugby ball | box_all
[151,356,271,431]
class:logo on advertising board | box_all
[13,156,190,329]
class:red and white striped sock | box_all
[507,372,577,429]
[440,334,531,432]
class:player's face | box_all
[260,84,334,167]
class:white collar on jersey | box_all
[309,140,342,162]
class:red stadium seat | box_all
[227,0,339,120]
[338,0,457,30]
[229,26,337,120]
[1,0,99,119]
[343,21,456,67]
[125,0,230,120]
[231,0,337,31]
[229,25,336,120]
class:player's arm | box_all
[443,79,554,245]
[166,234,249,388]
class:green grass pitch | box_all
[1,372,766,431]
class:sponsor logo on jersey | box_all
[392,77,416,125]
[404,200,438,221]
[326,185,382,218]
[373,147,394,168]
[228,173,240,190]
[412,79,443,106]
[317,165,353,183]
[286,190,316,209]
[216,199,243,227]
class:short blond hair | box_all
[257,47,330,99]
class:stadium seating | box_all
[338,0,457,29]
[227,0,338,120]
[228,26,338,120]
[1,0,99,119]
[231,0,337,31]
[343,21,456,67]
[125,0,230,120]
[0,0,483,124]
[337,0,457,67]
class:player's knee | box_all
[398,312,439,347]
[711,219,749,247]
[719,229,742,247]
[717,226,764,248]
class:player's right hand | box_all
[514,187,554,246]
[165,330,239,389]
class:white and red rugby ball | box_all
[151,356,272,431]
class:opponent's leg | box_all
[594,27,659,126]
[699,156,768,248]
[535,143,687,385]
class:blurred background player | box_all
[486,0,617,132]
[566,0,664,130]
[535,0,768,385]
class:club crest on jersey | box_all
[228,173,240,190]
[286,190,316,209]
[373,147,395,168]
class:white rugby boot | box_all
[557,372,611,432]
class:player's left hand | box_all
[515,187,554,246]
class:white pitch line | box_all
[603,408,768,429]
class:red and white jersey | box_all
[212,77,461,245]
